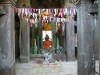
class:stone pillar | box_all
[20,17,30,63]
[66,20,75,61]
[76,1,95,75]
[98,0,100,74]
[0,0,16,75]
[94,14,99,60]
[65,22,67,59]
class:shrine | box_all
[15,7,77,62]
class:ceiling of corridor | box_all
[30,0,65,8]
[16,0,76,8]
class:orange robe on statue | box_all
[43,40,52,50]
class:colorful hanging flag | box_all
[73,8,76,15]
[60,9,62,13]
[20,8,22,14]
[65,8,68,16]
[40,9,43,14]
[19,8,22,18]
[54,9,56,15]
[36,9,38,13]
[35,14,37,19]
[18,8,20,16]
[33,8,35,13]
[56,9,58,14]
[70,8,73,15]
[48,9,51,13]
[30,8,33,15]
[46,9,48,14]
[67,9,70,16]
[22,8,25,16]
[62,8,64,17]
[57,11,60,17]
[27,8,30,14]
[32,13,34,18]
[15,8,18,13]
[38,9,40,14]
[51,9,54,17]
[25,8,28,16]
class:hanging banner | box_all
[15,7,77,24]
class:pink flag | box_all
[15,8,18,13]
[62,8,64,17]
[27,8,30,14]
[25,8,28,16]
[56,9,58,14]
[20,8,22,14]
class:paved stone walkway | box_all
[15,60,99,75]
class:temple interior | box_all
[0,0,100,75]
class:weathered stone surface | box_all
[0,0,16,14]
[66,20,75,61]
[0,4,9,14]
[20,18,30,63]
[93,14,99,60]
[0,65,15,75]
[0,1,16,75]
[77,1,95,75]
[90,3,98,14]
[98,0,100,74]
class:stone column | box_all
[98,0,100,74]
[76,1,95,75]
[94,14,99,60]
[20,17,30,63]
[0,0,16,75]
[66,19,75,61]
[65,22,67,59]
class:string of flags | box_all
[15,8,77,24]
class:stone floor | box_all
[15,60,99,75]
